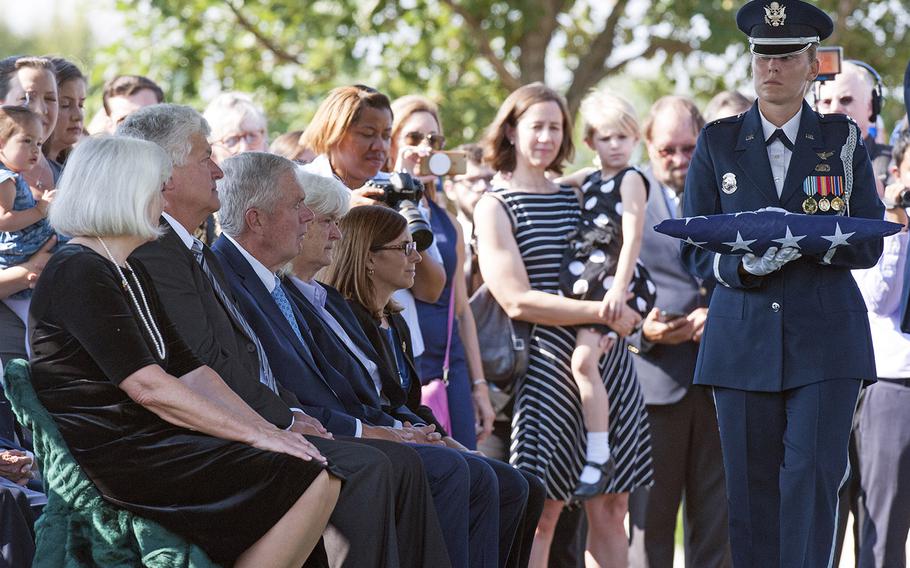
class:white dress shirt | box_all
[853,232,910,378]
[759,107,802,198]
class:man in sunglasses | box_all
[627,96,731,568]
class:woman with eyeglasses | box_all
[323,204,543,568]
[473,83,653,567]
[384,95,496,450]
[203,92,269,164]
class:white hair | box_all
[116,103,210,167]
[297,169,349,218]
[217,151,297,237]
[203,92,267,142]
[50,135,171,240]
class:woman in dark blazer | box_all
[323,205,544,568]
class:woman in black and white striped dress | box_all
[474,83,652,567]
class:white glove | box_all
[741,246,801,276]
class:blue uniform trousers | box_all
[714,379,861,568]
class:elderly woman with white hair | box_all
[29,135,340,567]
[203,91,269,164]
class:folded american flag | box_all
[654,209,902,256]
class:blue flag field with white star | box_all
[654,209,902,256]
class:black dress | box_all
[559,167,657,318]
[29,245,327,564]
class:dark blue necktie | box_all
[766,128,794,151]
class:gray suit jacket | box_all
[629,167,711,405]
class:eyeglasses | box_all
[403,131,446,151]
[654,145,696,159]
[216,130,265,149]
[453,174,494,193]
[371,241,418,255]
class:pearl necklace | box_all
[97,237,166,360]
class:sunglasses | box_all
[371,241,418,255]
[403,131,446,151]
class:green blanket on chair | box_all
[3,359,220,567]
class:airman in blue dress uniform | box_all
[680,1,884,566]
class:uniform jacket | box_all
[681,102,883,391]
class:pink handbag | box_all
[420,286,455,434]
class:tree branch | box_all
[517,0,568,82]
[566,36,693,116]
[225,0,304,65]
[564,0,631,112]
[439,0,521,91]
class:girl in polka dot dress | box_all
[559,89,656,499]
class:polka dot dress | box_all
[490,186,653,501]
[559,167,657,319]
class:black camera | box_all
[898,188,910,208]
[366,172,434,251]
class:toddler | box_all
[560,90,656,499]
[0,106,56,300]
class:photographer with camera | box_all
[299,85,446,308]
[383,95,497,451]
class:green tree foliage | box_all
[92,0,909,147]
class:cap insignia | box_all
[764,2,786,26]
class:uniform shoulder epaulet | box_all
[705,112,744,129]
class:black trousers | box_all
[309,436,450,568]
[629,387,731,568]
[0,476,44,568]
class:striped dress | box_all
[496,186,653,502]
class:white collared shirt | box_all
[289,276,385,397]
[161,212,195,248]
[298,154,343,184]
[662,184,682,218]
[759,107,802,197]
[222,234,280,292]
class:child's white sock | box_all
[579,431,611,484]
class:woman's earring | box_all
[367,268,375,275]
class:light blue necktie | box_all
[190,238,278,394]
[272,276,306,345]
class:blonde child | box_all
[0,106,56,299]
[560,90,655,499]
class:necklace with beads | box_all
[96,237,166,359]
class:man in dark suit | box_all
[211,150,504,568]
[628,96,730,568]
[680,3,884,566]
[121,104,450,568]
